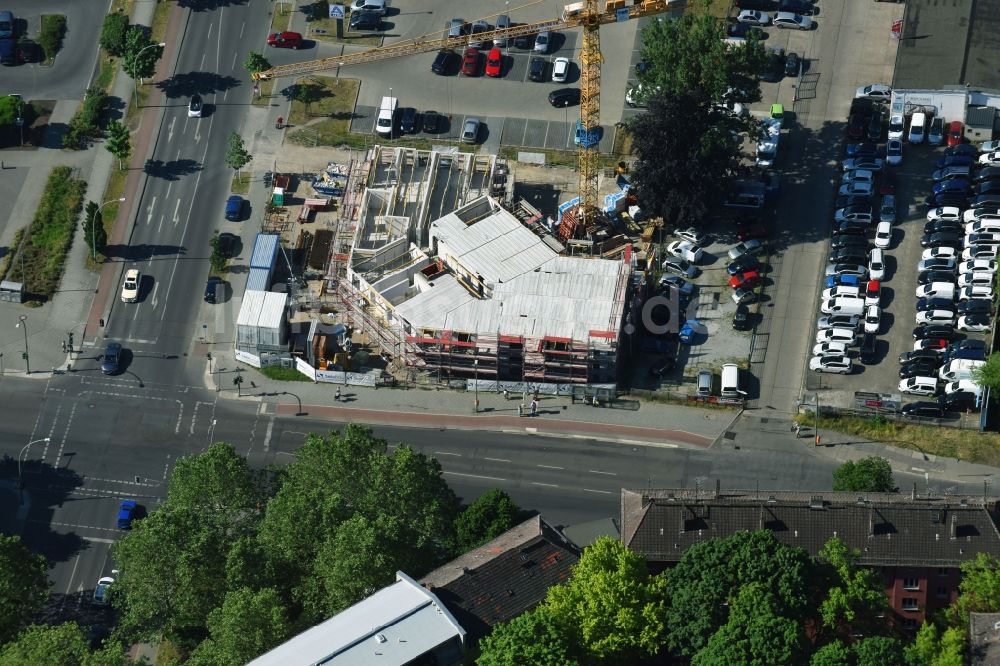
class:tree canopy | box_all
[0,534,49,643]
[815,538,888,641]
[972,352,1000,393]
[453,488,522,553]
[121,25,163,81]
[832,457,896,492]
[475,606,576,666]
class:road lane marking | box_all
[82,537,116,544]
[434,451,461,457]
[537,464,563,470]
[583,488,613,494]
[484,457,510,462]
[172,198,181,226]
[588,470,617,476]
[150,280,159,311]
[443,471,507,482]
[531,482,559,487]
[263,417,274,452]
[146,196,157,223]
[240,21,245,39]
[167,116,175,143]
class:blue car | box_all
[224,195,244,221]
[935,155,974,169]
[932,178,971,195]
[117,500,137,529]
[727,254,760,275]
[825,273,863,289]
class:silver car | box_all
[461,117,480,144]
[533,30,551,53]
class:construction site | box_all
[243,143,654,388]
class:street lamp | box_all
[208,419,217,445]
[16,315,29,374]
[814,393,821,446]
[18,437,51,504]
[473,358,479,413]
[133,42,167,109]
[94,198,125,262]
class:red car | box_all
[485,47,502,77]
[267,31,303,49]
[461,47,480,76]
[737,222,768,241]
[728,270,761,290]
[947,121,964,147]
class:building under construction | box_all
[338,146,632,385]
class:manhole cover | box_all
[760,418,768,424]
[723,431,736,440]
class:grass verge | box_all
[231,172,251,195]
[252,79,277,108]
[793,412,1000,467]
[259,365,312,382]
[3,166,87,301]
[151,0,171,42]
[687,0,732,19]
[271,1,293,33]
[93,166,129,268]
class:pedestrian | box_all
[530,399,537,416]
[335,387,341,402]
[533,388,540,401]
[276,116,284,129]
[503,388,509,401]
[61,341,66,353]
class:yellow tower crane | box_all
[253,0,683,232]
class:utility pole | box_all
[814,393,821,446]
[16,315,29,374]
[18,437,50,505]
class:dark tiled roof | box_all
[969,613,1000,665]
[622,489,1000,567]
[419,516,581,641]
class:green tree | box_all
[209,236,228,274]
[815,538,888,639]
[453,488,521,553]
[104,120,131,170]
[256,425,458,606]
[664,530,815,659]
[185,587,290,666]
[627,92,747,229]
[545,537,666,662]
[82,201,107,260]
[852,636,906,666]
[225,131,252,179]
[832,456,896,492]
[0,622,90,665]
[37,15,66,61]
[944,551,1000,627]
[692,582,806,666]
[99,13,130,57]
[0,534,49,643]
[295,82,320,115]
[809,640,851,666]
[972,352,1000,393]
[906,622,965,666]
[476,607,577,666]
[243,52,272,77]
[637,12,767,107]
[122,25,163,83]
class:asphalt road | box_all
[3,0,109,100]
[95,2,273,388]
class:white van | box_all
[375,96,397,137]
[915,282,955,300]
[720,363,742,398]
[908,112,928,144]
[820,296,866,316]
[945,379,981,395]
[561,1,585,20]
[939,359,985,382]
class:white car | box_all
[916,283,956,299]
[813,341,849,356]
[818,314,861,330]
[886,139,902,166]
[856,83,892,101]
[868,248,885,280]
[874,222,893,249]
[732,287,757,305]
[922,247,958,261]
[965,232,1000,247]
[888,114,905,140]
[964,245,1000,261]
[915,310,956,326]
[666,240,704,263]
[839,181,874,197]
[822,285,860,300]
[551,57,569,83]
[958,315,991,332]
[737,9,770,25]
[914,339,948,352]
[773,11,812,29]
[927,207,962,223]
[960,259,997,274]
[842,158,883,172]
[917,257,956,272]
[820,296,864,314]
[864,305,880,334]
[959,272,995,289]
[120,269,140,303]
[676,227,708,245]
[841,169,875,185]
[816,328,859,345]
[899,376,939,396]
[728,239,762,260]
[979,151,1000,166]
[187,95,203,118]
[964,208,1000,223]
[93,572,118,606]
[966,220,1000,235]
[810,355,852,374]
[959,285,994,301]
